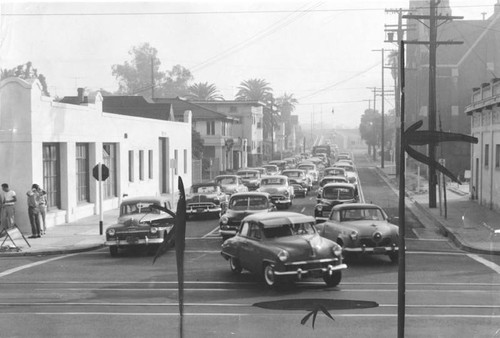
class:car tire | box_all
[109,246,118,257]
[388,252,399,264]
[263,263,279,288]
[229,257,242,274]
[323,271,342,287]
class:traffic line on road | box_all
[0,253,78,278]
[202,226,220,238]
[467,254,500,274]
[300,207,306,213]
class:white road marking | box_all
[467,254,500,274]
[202,226,220,238]
[300,207,306,213]
[0,254,78,278]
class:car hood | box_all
[319,198,355,206]
[334,220,398,235]
[269,234,335,259]
[186,193,220,202]
[117,213,173,225]
[225,209,268,221]
[259,186,287,194]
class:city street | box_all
[1,154,500,337]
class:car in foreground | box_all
[314,183,359,223]
[214,175,249,195]
[186,182,228,219]
[219,192,276,240]
[221,212,347,287]
[257,175,294,209]
[236,169,262,191]
[315,203,399,263]
[105,196,175,256]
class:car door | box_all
[323,210,341,241]
[238,221,262,274]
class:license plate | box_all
[322,211,330,217]
[374,247,386,253]
[197,208,204,213]
[126,237,139,244]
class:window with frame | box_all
[174,149,178,175]
[485,144,490,167]
[43,143,61,209]
[139,150,144,180]
[496,145,500,168]
[102,143,117,199]
[240,222,250,236]
[249,223,261,240]
[206,121,215,135]
[149,150,154,179]
[76,143,89,203]
[128,150,134,182]
[184,149,187,174]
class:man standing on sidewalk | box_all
[1,183,17,230]
[26,184,41,238]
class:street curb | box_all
[0,243,106,257]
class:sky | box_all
[0,0,495,129]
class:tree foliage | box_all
[111,43,193,98]
[192,127,204,159]
[187,82,223,101]
[1,61,50,96]
[275,92,298,134]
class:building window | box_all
[174,149,178,175]
[496,145,500,168]
[149,150,154,179]
[75,143,89,203]
[206,121,215,135]
[103,143,117,199]
[129,150,134,182]
[222,122,226,136]
[184,149,187,174]
[43,143,60,209]
[485,144,489,167]
[139,150,145,180]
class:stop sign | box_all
[92,164,109,181]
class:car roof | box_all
[230,191,270,198]
[323,182,355,189]
[191,182,220,187]
[261,175,288,179]
[282,169,305,173]
[325,166,345,171]
[237,169,260,173]
[121,196,168,204]
[332,203,383,210]
[243,211,315,227]
[321,175,348,181]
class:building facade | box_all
[465,78,500,212]
[0,78,191,233]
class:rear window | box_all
[323,187,355,200]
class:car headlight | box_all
[150,227,158,234]
[107,229,115,236]
[221,215,228,225]
[316,205,323,211]
[350,231,359,241]
[332,246,342,257]
[284,190,289,196]
[278,250,289,262]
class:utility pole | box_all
[404,0,463,208]
[372,49,387,168]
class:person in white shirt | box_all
[1,183,17,230]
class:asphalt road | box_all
[2,153,500,337]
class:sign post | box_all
[92,163,109,235]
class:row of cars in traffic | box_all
[102,150,400,289]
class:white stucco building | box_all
[0,78,191,233]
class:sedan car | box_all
[268,160,287,173]
[323,167,347,178]
[257,175,294,209]
[281,169,312,192]
[219,192,276,240]
[262,164,280,175]
[186,182,228,219]
[314,183,359,223]
[315,203,399,263]
[236,169,262,191]
[105,196,175,256]
[332,162,358,186]
[221,212,347,287]
[214,175,249,195]
[317,175,349,200]
[296,162,319,184]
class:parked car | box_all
[315,203,399,263]
[219,192,276,240]
[262,164,280,175]
[105,196,175,257]
[268,160,287,173]
[317,175,349,200]
[220,212,347,287]
[332,162,358,186]
[281,169,312,192]
[257,175,294,209]
[296,162,319,184]
[186,182,228,219]
[236,169,262,191]
[214,175,249,195]
[314,183,359,223]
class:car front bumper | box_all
[187,206,222,215]
[344,245,399,254]
[274,258,347,278]
[105,237,164,246]
[270,196,292,204]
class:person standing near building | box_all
[26,184,41,238]
[1,183,17,230]
[37,186,48,235]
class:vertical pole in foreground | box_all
[397,40,406,338]
[381,48,385,169]
[98,162,103,235]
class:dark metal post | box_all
[428,0,438,208]
[381,48,385,169]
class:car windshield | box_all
[237,171,258,178]
[216,177,236,185]
[229,196,268,210]
[262,222,316,238]
[323,187,355,199]
[121,202,161,215]
[261,178,285,186]
[298,165,314,170]
[340,208,385,221]
[283,171,301,177]
[192,186,217,193]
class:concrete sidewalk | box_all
[0,209,118,257]
[375,162,500,255]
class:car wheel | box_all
[388,252,399,264]
[323,271,342,287]
[263,263,278,287]
[109,246,118,257]
[229,257,242,274]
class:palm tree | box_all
[235,78,272,102]
[387,50,399,82]
[275,92,298,119]
[187,82,223,101]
